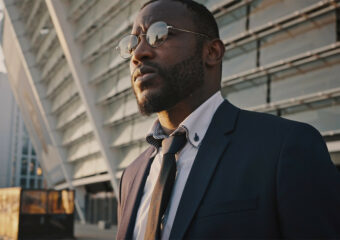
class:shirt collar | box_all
[146,91,224,148]
[146,120,167,148]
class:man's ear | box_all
[204,39,225,67]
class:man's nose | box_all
[131,36,154,65]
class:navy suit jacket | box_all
[117,100,340,239]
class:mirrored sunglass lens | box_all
[147,21,168,47]
[119,35,138,58]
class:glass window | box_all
[48,191,74,214]
[12,165,15,178]
[22,136,29,155]
[21,191,47,214]
[23,126,28,135]
[11,177,15,186]
[29,179,35,188]
[21,157,28,175]
[20,178,26,188]
[12,156,16,175]
[14,142,17,154]
[31,147,36,156]
[29,161,36,176]
[37,179,42,189]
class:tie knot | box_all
[161,134,187,155]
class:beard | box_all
[133,45,205,115]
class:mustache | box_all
[132,61,166,80]
[140,61,162,71]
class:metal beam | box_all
[2,0,85,223]
[46,0,120,201]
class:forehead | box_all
[132,1,194,33]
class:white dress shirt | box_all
[133,91,224,240]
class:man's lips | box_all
[135,72,157,83]
[133,66,157,82]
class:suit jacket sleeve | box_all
[277,122,340,238]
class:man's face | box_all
[130,1,205,115]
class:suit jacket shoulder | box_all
[119,145,155,208]
[180,101,340,238]
[117,145,155,239]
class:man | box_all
[116,0,340,239]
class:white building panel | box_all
[51,80,78,113]
[73,153,107,179]
[271,55,340,102]
[56,98,86,129]
[74,0,120,41]
[67,135,100,162]
[68,0,97,22]
[81,4,138,63]
[111,122,133,148]
[115,72,131,93]
[89,51,125,83]
[124,95,139,117]
[260,13,336,65]
[46,64,71,96]
[118,143,142,170]
[249,0,321,29]
[104,97,126,125]
[41,47,64,79]
[222,47,257,78]
[217,5,247,40]
[62,117,93,146]
[225,77,268,108]
[284,105,340,133]
[131,117,156,143]
[36,29,57,63]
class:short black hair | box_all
[141,0,220,39]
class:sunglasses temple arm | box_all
[167,26,208,38]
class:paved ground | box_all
[0,223,117,240]
[74,222,117,240]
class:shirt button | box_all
[194,133,199,142]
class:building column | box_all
[2,0,85,222]
[46,0,120,200]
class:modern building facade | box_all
[0,63,44,189]
[1,7,44,190]
[8,104,45,189]
[0,70,14,188]
[1,0,339,224]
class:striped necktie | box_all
[144,133,187,240]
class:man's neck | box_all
[157,90,219,135]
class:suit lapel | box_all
[169,100,240,239]
[117,147,156,240]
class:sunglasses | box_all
[116,21,210,59]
